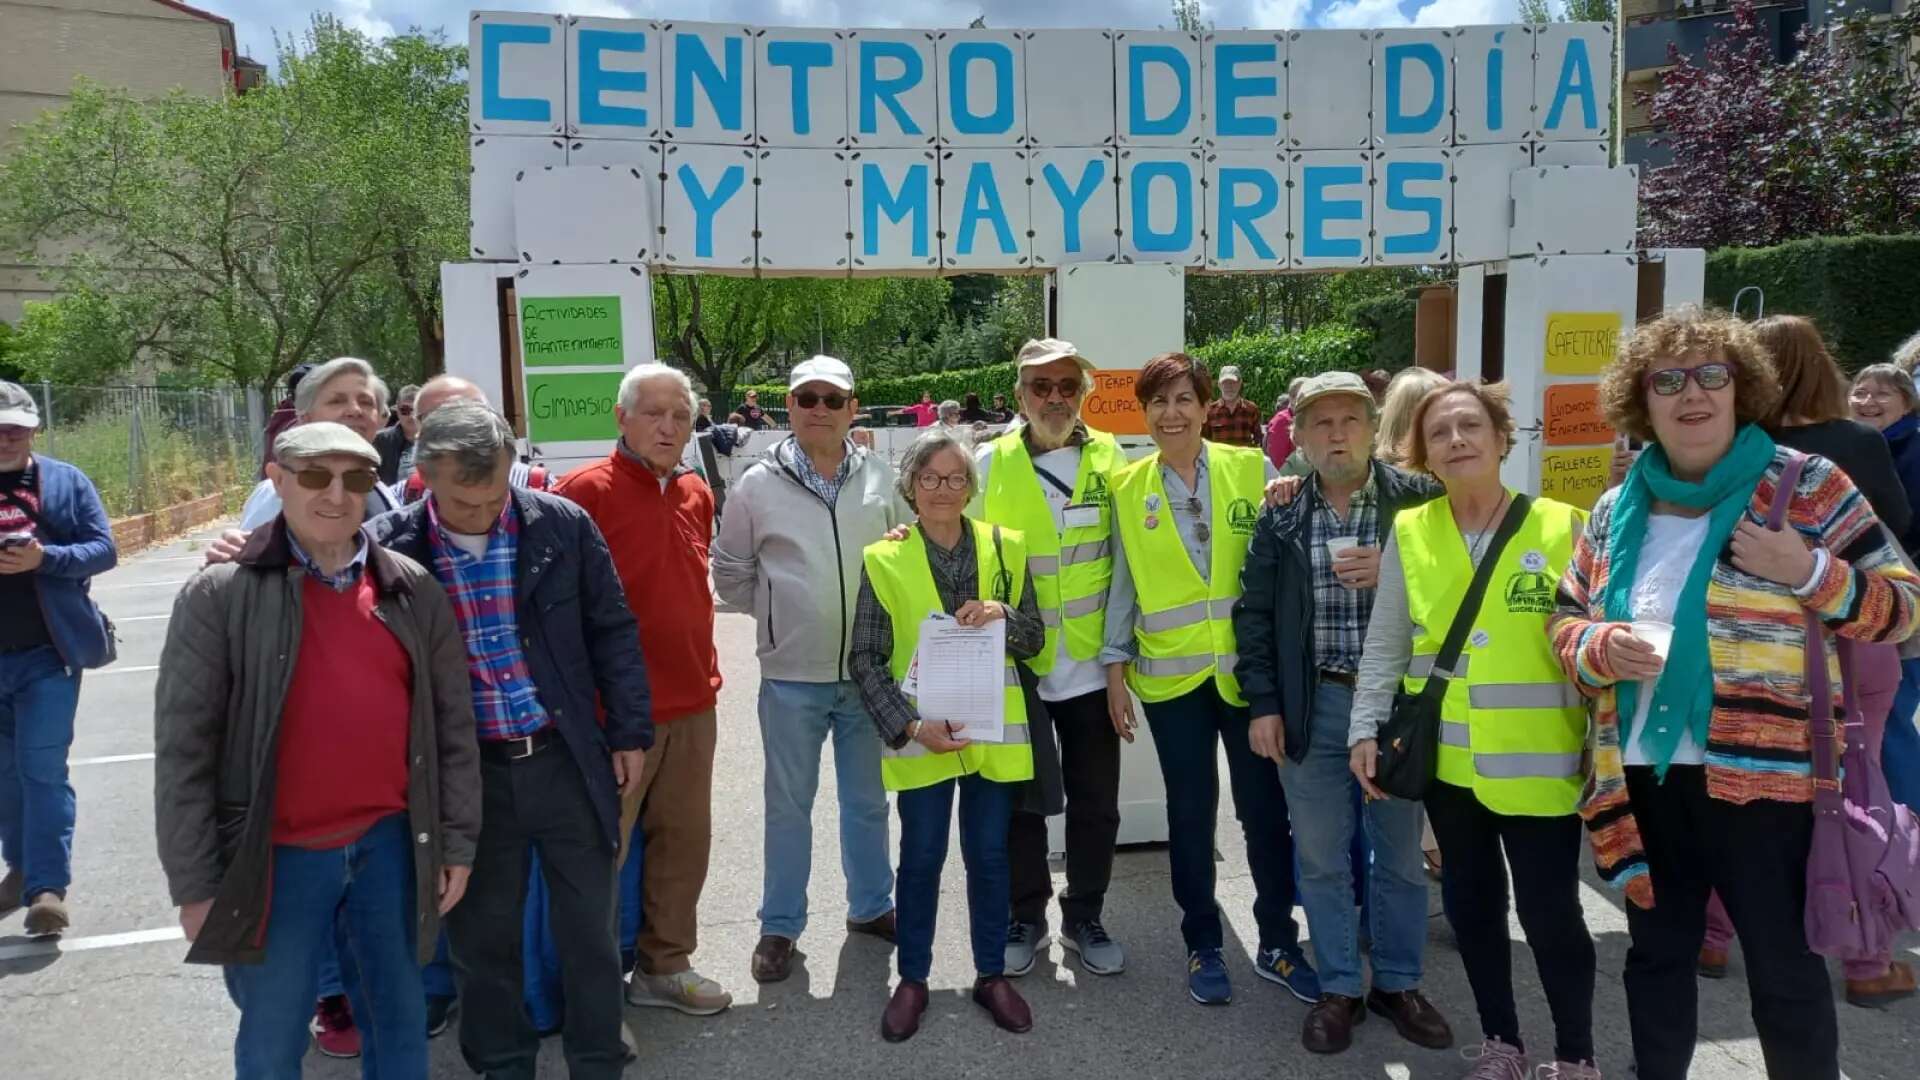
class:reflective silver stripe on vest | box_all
[1041,608,1062,628]
[1408,654,1469,679]
[1441,720,1471,748]
[1134,652,1237,678]
[1467,682,1582,710]
[1473,751,1582,779]
[1138,597,1238,633]
[885,721,1033,758]
[1061,593,1104,619]
[1059,539,1111,566]
[1028,554,1059,576]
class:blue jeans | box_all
[1141,683,1298,952]
[756,679,893,939]
[895,774,1016,982]
[1278,683,1428,998]
[0,645,80,902]
[223,814,426,1080]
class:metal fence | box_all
[22,383,257,518]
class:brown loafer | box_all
[1302,993,1365,1054]
[971,975,1032,1034]
[23,892,69,938]
[847,910,897,944]
[881,980,929,1042]
[1697,946,1729,980]
[751,934,796,984]
[1366,987,1453,1050]
[1846,959,1917,1009]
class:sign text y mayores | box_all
[471,15,1613,268]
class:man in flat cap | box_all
[154,422,481,1078]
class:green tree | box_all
[1521,0,1616,21]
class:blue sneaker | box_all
[1254,943,1322,1003]
[1186,948,1232,1005]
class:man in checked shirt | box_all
[1231,371,1452,1057]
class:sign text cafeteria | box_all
[471,15,1614,270]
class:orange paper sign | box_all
[1083,369,1146,436]
[1543,383,1615,447]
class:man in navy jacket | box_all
[0,381,118,938]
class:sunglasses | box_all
[1186,497,1211,543]
[794,391,848,410]
[1644,362,1736,397]
[915,472,970,492]
[292,467,379,494]
[1025,379,1082,400]
[397,405,415,416]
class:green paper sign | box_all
[524,370,624,444]
[521,295,624,367]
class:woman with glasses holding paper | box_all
[1547,307,1920,1080]
[1099,352,1311,1008]
[848,428,1045,1043]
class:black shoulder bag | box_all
[1373,494,1533,801]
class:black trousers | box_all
[1008,688,1122,930]
[1423,780,1596,1064]
[1621,765,1838,1080]
[447,744,628,1080]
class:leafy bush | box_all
[1190,326,1373,409]
[1705,234,1920,369]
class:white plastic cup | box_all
[1326,535,1361,561]
[1630,619,1675,661]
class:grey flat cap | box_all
[0,381,40,429]
[274,421,381,468]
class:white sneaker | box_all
[627,969,733,1016]
[1461,1037,1530,1080]
[1533,1062,1601,1080]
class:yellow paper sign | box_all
[1540,446,1612,510]
[1543,312,1622,376]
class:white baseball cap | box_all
[0,381,41,429]
[1218,365,1244,383]
[788,355,854,392]
[1015,337,1095,372]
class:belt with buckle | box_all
[480,726,556,764]
[1317,669,1357,689]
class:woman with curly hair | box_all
[1547,307,1920,1080]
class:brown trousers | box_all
[617,708,717,976]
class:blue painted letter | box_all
[577,29,648,129]
[1382,161,1445,256]
[1040,159,1106,254]
[1301,165,1364,260]
[481,23,552,124]
[1383,43,1446,136]
[948,42,1015,136]
[1213,42,1278,138]
[1545,38,1598,132]
[1484,31,1505,133]
[1129,160,1193,253]
[862,162,930,258]
[674,33,746,131]
[766,40,833,135]
[677,163,746,259]
[858,40,925,136]
[1214,167,1279,261]
[1127,45,1192,138]
[957,161,1016,255]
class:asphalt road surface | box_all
[1,524,1915,1078]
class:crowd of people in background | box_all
[2,306,1919,1080]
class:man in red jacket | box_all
[553,363,730,1018]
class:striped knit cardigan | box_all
[1548,447,1920,909]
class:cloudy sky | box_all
[219,0,1527,61]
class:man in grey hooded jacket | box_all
[712,355,910,983]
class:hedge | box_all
[1705,234,1920,370]
[1347,293,1419,371]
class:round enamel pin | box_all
[1470,629,1491,648]
[1145,515,1160,530]
[1521,550,1547,573]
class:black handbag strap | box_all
[1423,494,1534,692]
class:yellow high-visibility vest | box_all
[862,519,1034,792]
[1111,442,1266,705]
[980,430,1121,675]
[1395,493,1588,817]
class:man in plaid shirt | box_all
[1228,371,1450,1057]
[1203,365,1264,447]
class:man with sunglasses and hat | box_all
[713,354,910,984]
[155,422,480,1078]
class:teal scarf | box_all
[1600,424,1776,779]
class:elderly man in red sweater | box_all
[554,363,730,1017]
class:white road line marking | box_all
[0,925,183,962]
[71,752,155,766]
[94,665,159,676]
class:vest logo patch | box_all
[1227,498,1259,535]
[1504,570,1556,614]
[1081,472,1110,507]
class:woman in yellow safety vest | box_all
[848,428,1045,1044]
[1349,380,1598,1080]
[1098,351,1314,1008]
